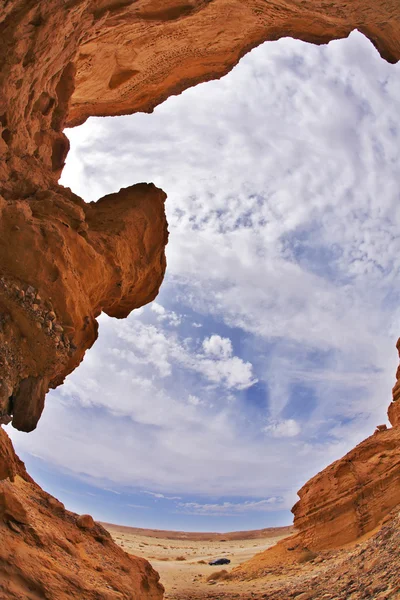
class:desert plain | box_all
[103,524,293,599]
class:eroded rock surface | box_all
[388,338,400,427]
[229,361,400,580]
[291,427,400,550]
[0,183,167,431]
[213,509,400,599]
[0,428,164,600]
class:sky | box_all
[7,30,400,532]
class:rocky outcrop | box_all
[231,345,400,580]
[0,428,164,600]
[0,183,167,431]
[2,1,400,196]
[230,509,400,599]
[288,339,400,551]
[388,338,400,427]
[291,427,400,549]
[232,427,400,578]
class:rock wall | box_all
[388,338,400,427]
[232,345,400,577]
[291,427,400,550]
[290,337,400,552]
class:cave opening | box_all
[7,30,400,534]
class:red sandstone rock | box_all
[388,401,400,426]
[0,427,32,483]
[387,338,400,427]
[77,513,95,530]
[0,183,168,431]
[0,1,399,431]
[0,487,28,525]
[291,427,400,549]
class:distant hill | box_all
[101,522,295,541]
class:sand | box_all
[103,523,293,599]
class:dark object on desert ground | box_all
[208,558,231,565]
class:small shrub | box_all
[175,555,186,561]
[298,549,318,564]
[197,560,206,564]
[206,569,230,582]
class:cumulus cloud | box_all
[203,335,233,359]
[10,31,400,526]
[114,320,256,390]
[151,302,182,327]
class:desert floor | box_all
[103,524,293,599]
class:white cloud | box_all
[263,419,301,438]
[178,498,284,517]
[203,335,233,359]
[151,302,181,326]
[114,321,256,390]
[143,491,182,500]
[188,394,201,406]
[151,302,166,315]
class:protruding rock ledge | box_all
[0,183,168,432]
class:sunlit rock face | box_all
[290,337,400,550]
[388,339,400,427]
[1,0,400,597]
[0,183,167,432]
[291,427,400,549]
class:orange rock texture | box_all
[291,427,400,550]
[1,0,400,597]
[388,338,400,427]
[0,183,167,432]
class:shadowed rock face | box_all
[1,0,400,597]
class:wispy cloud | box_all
[178,498,284,517]
[143,491,182,501]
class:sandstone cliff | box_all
[388,338,400,427]
[290,338,400,552]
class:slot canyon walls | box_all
[1,0,400,597]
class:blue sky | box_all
[8,30,400,532]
